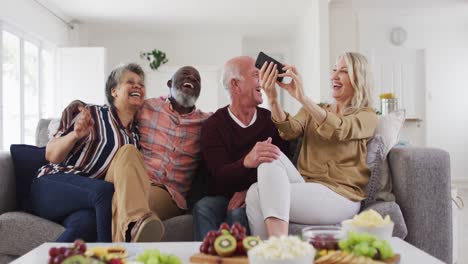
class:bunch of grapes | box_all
[308,234,339,250]
[136,249,181,264]
[338,231,394,260]
[199,222,247,256]
[48,240,87,264]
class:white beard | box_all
[170,86,198,108]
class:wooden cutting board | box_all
[190,253,248,264]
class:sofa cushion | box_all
[0,211,64,256]
[374,110,405,156]
[0,253,16,263]
[10,144,47,212]
[162,214,193,241]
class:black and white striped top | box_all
[37,105,140,179]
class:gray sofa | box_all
[0,119,452,263]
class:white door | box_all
[371,48,425,119]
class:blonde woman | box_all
[245,52,378,239]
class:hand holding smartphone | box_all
[255,52,285,82]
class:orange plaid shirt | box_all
[138,98,211,209]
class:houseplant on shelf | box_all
[140,49,169,70]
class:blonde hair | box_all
[340,52,374,114]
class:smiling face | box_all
[168,66,201,107]
[112,71,146,111]
[235,57,262,106]
[331,56,354,104]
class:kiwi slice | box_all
[214,234,237,257]
[242,236,261,251]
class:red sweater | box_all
[200,106,289,198]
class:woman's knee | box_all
[93,181,114,202]
[245,183,260,208]
[116,144,140,158]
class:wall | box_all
[0,0,70,45]
[289,0,327,115]
[330,2,468,180]
[75,25,303,113]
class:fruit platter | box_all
[190,222,261,264]
[191,210,400,264]
[47,239,182,264]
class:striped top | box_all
[37,105,140,179]
[138,98,211,210]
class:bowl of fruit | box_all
[301,225,343,251]
[247,236,315,264]
[341,209,394,240]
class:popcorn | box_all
[352,209,392,227]
[248,236,314,260]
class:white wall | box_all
[0,0,70,45]
[76,25,313,113]
[75,25,245,111]
[289,0,328,115]
[330,3,468,180]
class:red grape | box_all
[238,226,246,235]
[76,243,87,253]
[53,255,64,264]
[58,247,67,255]
[236,240,245,255]
[48,247,59,258]
[63,249,74,258]
[208,246,216,255]
[200,243,209,254]
[219,222,230,231]
[231,228,239,237]
[206,231,217,238]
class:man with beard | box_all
[192,56,289,240]
[60,66,210,242]
[138,66,210,228]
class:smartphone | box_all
[255,52,285,82]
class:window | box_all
[0,25,55,150]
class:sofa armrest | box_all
[388,147,451,263]
[0,151,16,214]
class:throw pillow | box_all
[48,118,60,140]
[374,110,405,156]
[10,145,47,212]
[363,135,386,206]
[364,110,404,205]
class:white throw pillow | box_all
[48,118,61,140]
[374,110,405,156]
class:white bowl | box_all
[341,219,394,240]
[248,251,314,264]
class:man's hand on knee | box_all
[243,137,280,168]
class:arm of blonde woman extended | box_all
[46,106,94,163]
[277,65,327,125]
[259,61,286,122]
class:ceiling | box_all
[36,0,311,35]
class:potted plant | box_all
[140,49,169,70]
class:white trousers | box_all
[246,152,361,239]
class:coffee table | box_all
[11,238,444,263]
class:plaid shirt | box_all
[138,98,211,209]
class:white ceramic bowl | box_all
[341,219,394,240]
[248,251,314,264]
